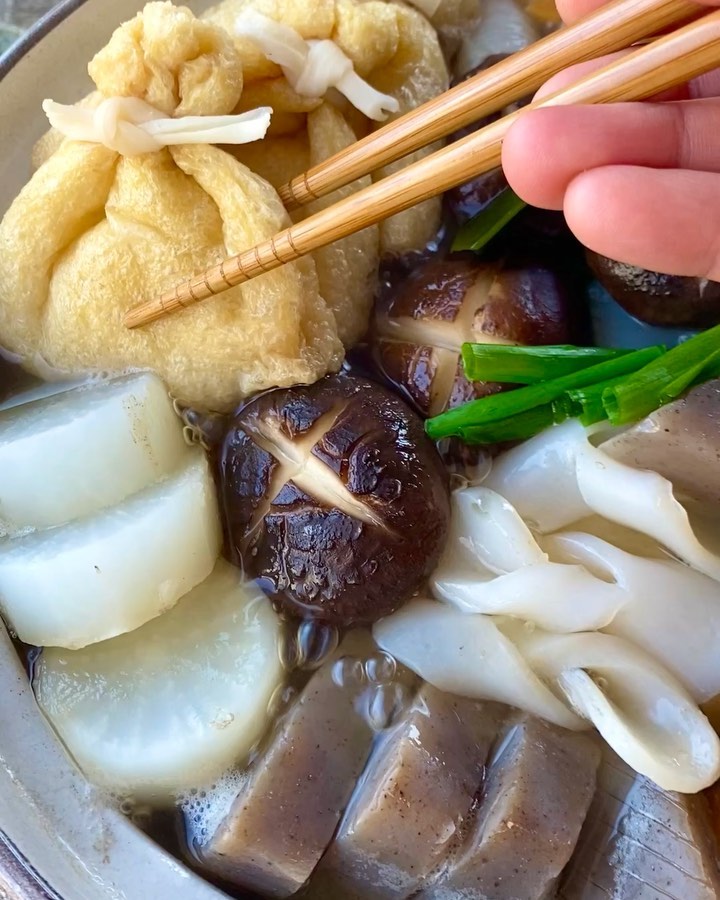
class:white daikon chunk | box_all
[0,373,190,530]
[34,561,283,802]
[0,456,220,648]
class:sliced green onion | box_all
[451,188,527,253]
[603,324,720,425]
[459,403,566,444]
[426,345,665,441]
[461,343,634,384]
[565,375,628,426]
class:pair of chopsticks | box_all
[124,0,718,329]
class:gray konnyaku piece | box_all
[309,685,507,899]
[559,748,720,900]
[198,649,378,898]
[421,713,601,900]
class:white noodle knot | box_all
[375,419,720,793]
[42,97,272,157]
[431,485,720,703]
[485,419,720,581]
[374,600,720,793]
[234,9,401,122]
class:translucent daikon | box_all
[35,561,283,802]
[0,374,189,530]
[0,456,220,648]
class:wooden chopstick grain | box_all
[125,9,720,329]
[278,0,701,209]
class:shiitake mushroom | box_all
[371,256,574,418]
[587,251,720,327]
[217,374,450,627]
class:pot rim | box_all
[0,7,89,894]
[0,0,87,81]
[0,832,58,900]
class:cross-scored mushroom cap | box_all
[217,374,451,625]
[372,257,574,418]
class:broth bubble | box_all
[279,629,300,670]
[331,656,366,689]
[131,803,153,830]
[364,652,397,685]
[360,681,412,732]
[180,767,250,856]
[119,797,135,816]
[296,620,339,671]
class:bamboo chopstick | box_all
[278,0,701,210]
[125,10,720,330]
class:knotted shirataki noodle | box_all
[432,486,720,700]
[205,0,450,255]
[375,601,720,794]
[234,9,400,120]
[43,97,272,157]
[486,420,720,581]
[374,423,720,793]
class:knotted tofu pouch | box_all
[205,0,449,257]
[233,102,379,345]
[0,1,343,411]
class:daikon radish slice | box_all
[0,456,220,648]
[0,373,189,530]
[34,561,283,802]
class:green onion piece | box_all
[459,403,565,444]
[603,324,720,425]
[426,345,665,441]
[565,375,627,426]
[659,348,720,399]
[551,393,578,423]
[461,343,634,384]
[451,188,528,252]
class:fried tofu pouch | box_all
[233,102,378,347]
[204,0,449,257]
[0,2,343,412]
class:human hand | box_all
[501,0,720,280]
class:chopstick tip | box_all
[124,301,158,329]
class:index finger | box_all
[556,0,720,26]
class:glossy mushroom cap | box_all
[217,374,451,626]
[588,251,720,328]
[372,257,573,418]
